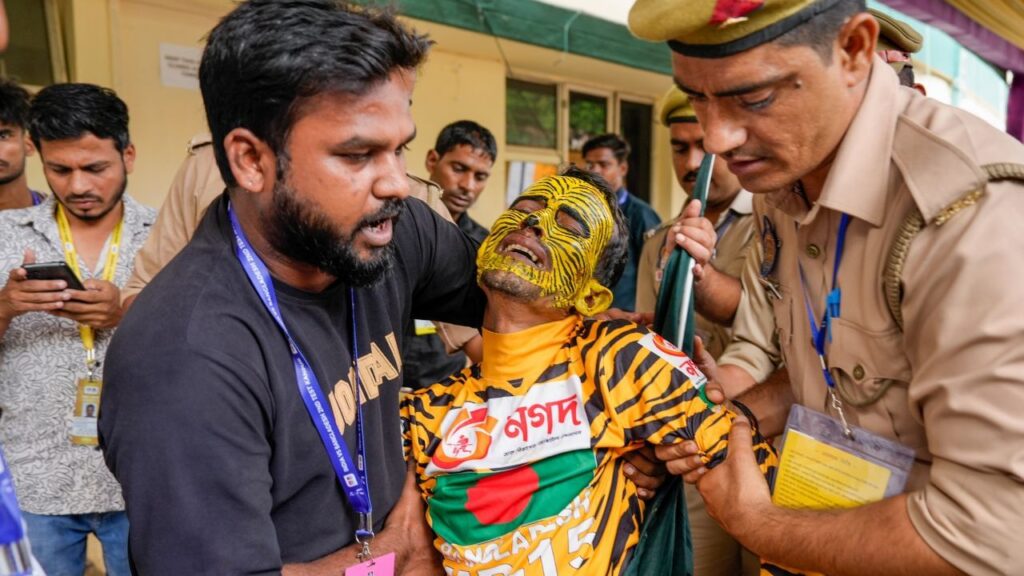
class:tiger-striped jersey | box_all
[402,315,778,575]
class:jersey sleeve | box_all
[589,321,776,473]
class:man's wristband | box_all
[730,398,761,434]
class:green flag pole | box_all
[652,153,714,407]
[653,152,715,354]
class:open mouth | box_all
[499,235,546,269]
[359,216,395,247]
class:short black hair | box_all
[0,80,30,130]
[28,83,130,152]
[434,120,497,162]
[581,133,630,164]
[776,1,867,62]
[559,165,628,290]
[200,0,432,186]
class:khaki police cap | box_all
[658,86,697,127]
[629,0,845,58]
[871,9,922,54]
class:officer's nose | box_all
[700,106,747,156]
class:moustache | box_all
[683,171,698,183]
[66,194,103,203]
[357,198,405,229]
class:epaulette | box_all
[884,119,1024,328]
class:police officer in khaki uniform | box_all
[637,87,769,576]
[712,8,928,395]
[629,1,1024,574]
[121,134,481,354]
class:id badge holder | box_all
[413,319,436,337]
[771,404,915,509]
[346,552,395,576]
[70,377,103,446]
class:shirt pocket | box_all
[827,317,925,451]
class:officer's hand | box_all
[664,199,717,281]
[55,279,123,329]
[0,249,71,321]
[696,415,773,536]
[623,445,667,500]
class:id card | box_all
[70,377,102,446]
[414,319,436,337]
[772,404,914,510]
[346,552,395,576]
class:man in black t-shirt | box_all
[99,2,485,574]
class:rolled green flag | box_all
[653,153,714,401]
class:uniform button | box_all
[852,364,865,380]
[806,244,821,258]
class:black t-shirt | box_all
[100,195,485,574]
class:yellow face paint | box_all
[477,175,615,313]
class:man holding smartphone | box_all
[0,83,154,576]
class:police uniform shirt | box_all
[729,60,1024,575]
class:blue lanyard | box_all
[227,203,373,542]
[30,191,41,206]
[798,213,851,390]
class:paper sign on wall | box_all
[159,43,201,91]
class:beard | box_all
[479,268,542,301]
[58,174,127,222]
[264,180,404,288]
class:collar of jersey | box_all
[481,315,580,382]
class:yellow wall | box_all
[406,47,508,229]
[24,0,685,226]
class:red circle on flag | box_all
[466,465,540,525]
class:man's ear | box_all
[837,12,879,86]
[224,128,276,194]
[425,149,440,175]
[573,279,613,317]
[22,133,35,157]
[121,143,136,174]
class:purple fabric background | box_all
[882,0,1024,140]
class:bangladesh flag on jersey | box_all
[428,450,596,546]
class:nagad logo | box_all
[644,333,707,386]
[431,407,499,470]
[651,333,687,359]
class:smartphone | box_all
[23,261,85,291]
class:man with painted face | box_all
[0,82,154,576]
[0,80,43,211]
[99,1,487,573]
[629,0,1024,574]
[402,167,779,575]
[582,133,661,312]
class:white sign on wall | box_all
[159,43,201,91]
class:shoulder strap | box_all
[884,163,1024,330]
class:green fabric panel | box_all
[352,0,673,75]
